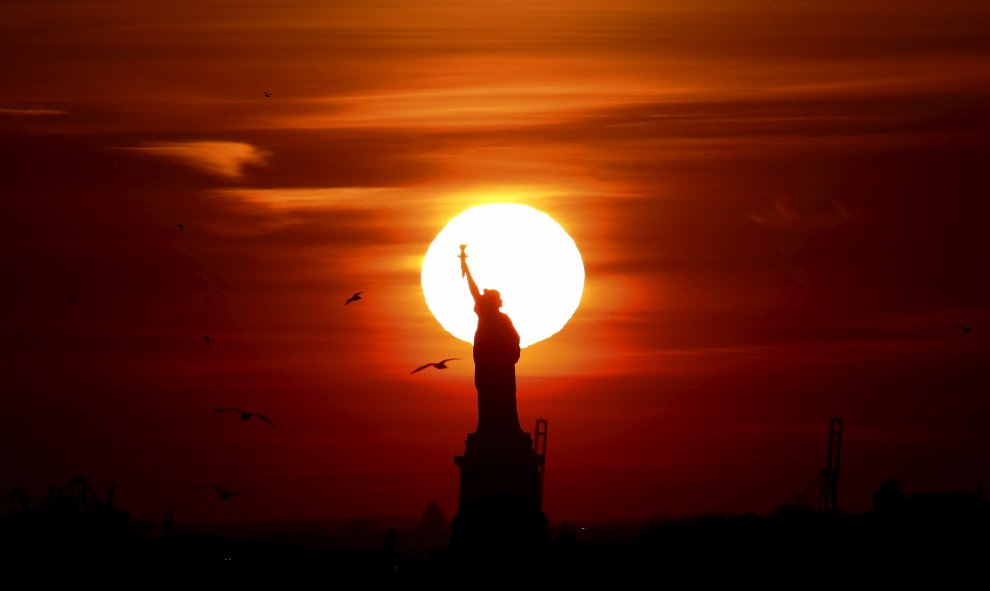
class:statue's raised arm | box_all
[459,244,482,305]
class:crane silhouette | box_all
[213,408,275,426]
[411,358,460,374]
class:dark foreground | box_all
[2,507,987,580]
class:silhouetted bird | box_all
[196,485,247,501]
[953,323,978,334]
[263,91,272,98]
[69,298,77,304]
[345,291,363,305]
[411,358,460,374]
[204,336,211,345]
[213,407,275,426]
[177,224,184,230]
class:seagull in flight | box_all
[411,358,461,374]
[204,336,211,345]
[953,323,979,334]
[196,485,247,501]
[176,223,184,230]
[263,91,272,98]
[345,291,363,305]
[213,407,275,426]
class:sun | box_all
[421,203,585,348]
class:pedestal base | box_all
[450,429,549,563]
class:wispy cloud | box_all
[211,187,406,210]
[749,198,852,229]
[210,184,571,211]
[311,82,659,129]
[0,107,67,116]
[121,141,268,178]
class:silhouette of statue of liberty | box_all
[451,244,547,563]
[459,244,522,435]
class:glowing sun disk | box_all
[421,203,585,348]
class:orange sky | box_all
[3,1,989,525]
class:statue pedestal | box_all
[450,428,549,563]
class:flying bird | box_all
[263,91,272,98]
[213,407,275,426]
[196,485,247,501]
[176,224,184,230]
[411,358,461,374]
[345,291,363,305]
[203,336,211,345]
[953,323,979,334]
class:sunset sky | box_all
[3,1,989,526]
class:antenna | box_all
[534,418,549,507]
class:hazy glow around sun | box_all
[421,203,585,348]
